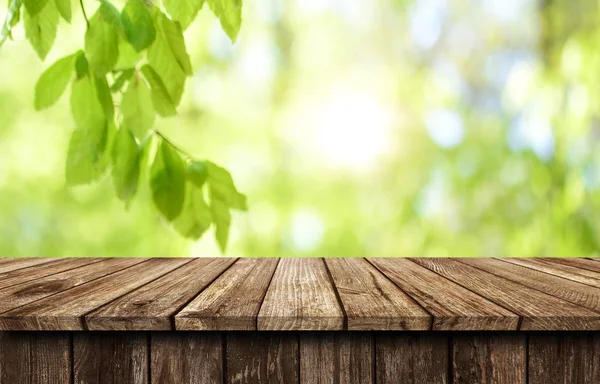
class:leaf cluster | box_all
[2,0,245,252]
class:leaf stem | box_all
[80,0,90,27]
[152,130,192,159]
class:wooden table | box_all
[1,257,600,383]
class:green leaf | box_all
[23,0,47,16]
[150,139,186,220]
[121,74,155,139]
[75,51,89,78]
[98,0,123,31]
[111,125,140,203]
[0,0,23,47]
[65,126,108,185]
[210,198,231,252]
[114,37,143,70]
[85,10,119,74]
[187,160,208,187]
[70,75,106,132]
[163,0,205,30]
[207,0,242,43]
[174,183,212,239]
[23,0,58,60]
[140,64,176,116]
[206,161,247,211]
[34,53,76,110]
[147,9,192,105]
[54,0,70,22]
[93,74,114,120]
[121,0,155,51]
[110,68,135,93]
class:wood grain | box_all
[529,332,600,384]
[370,258,519,330]
[453,333,526,384]
[0,331,71,384]
[0,258,190,330]
[226,332,298,384]
[151,332,223,384]
[300,332,372,384]
[0,258,55,274]
[461,258,600,313]
[74,332,148,384]
[0,258,146,314]
[502,258,600,288]
[376,332,449,384]
[86,258,236,330]
[325,258,430,330]
[258,258,344,331]
[413,258,600,330]
[176,258,279,330]
[0,258,102,289]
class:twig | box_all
[152,130,193,159]
[80,0,89,27]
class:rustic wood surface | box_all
[1,257,600,330]
[258,258,344,330]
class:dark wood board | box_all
[299,332,373,384]
[452,333,526,384]
[151,332,223,384]
[226,332,298,384]
[73,332,148,384]
[0,331,71,384]
[0,258,102,289]
[375,332,449,384]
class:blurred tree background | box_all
[1,0,599,257]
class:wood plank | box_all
[452,333,526,384]
[529,332,600,384]
[413,258,600,330]
[0,258,190,330]
[0,259,55,274]
[257,258,344,331]
[0,258,147,314]
[176,258,279,330]
[0,331,71,384]
[324,258,430,330]
[73,332,148,384]
[376,332,448,384]
[460,258,600,313]
[151,332,222,384]
[226,332,298,384]
[86,258,236,330]
[369,258,519,330]
[0,258,103,289]
[502,258,600,288]
[299,332,372,384]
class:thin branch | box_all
[80,0,89,27]
[152,129,193,159]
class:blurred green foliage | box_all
[0,0,599,257]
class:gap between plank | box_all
[322,258,348,331]
[406,258,523,330]
[0,259,153,318]
[255,258,282,330]
[365,258,435,330]
[168,258,241,330]
[79,259,198,329]
[454,258,596,323]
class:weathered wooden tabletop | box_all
[1,257,600,331]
